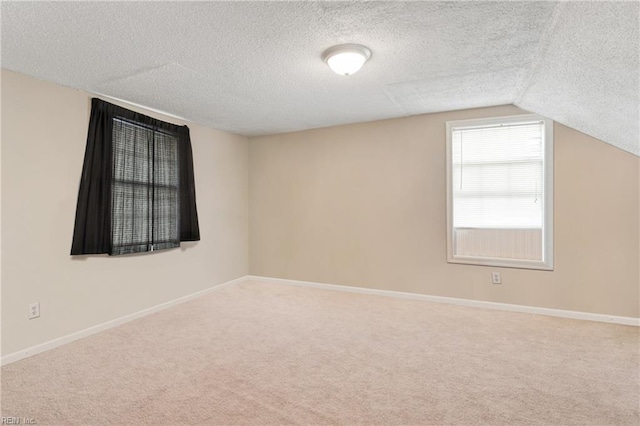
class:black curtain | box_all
[177,126,200,241]
[71,98,200,255]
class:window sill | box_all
[447,255,553,271]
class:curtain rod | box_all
[93,92,188,123]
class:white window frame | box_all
[445,114,554,270]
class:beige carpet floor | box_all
[1,279,639,425]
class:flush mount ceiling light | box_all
[322,44,372,76]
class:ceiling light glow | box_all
[322,44,371,76]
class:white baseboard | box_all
[4,274,637,366]
[1,276,248,366]
[247,275,640,327]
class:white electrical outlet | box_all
[491,272,502,284]
[29,302,40,319]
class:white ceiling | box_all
[2,1,638,155]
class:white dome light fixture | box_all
[322,44,372,76]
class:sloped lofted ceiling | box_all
[2,1,638,155]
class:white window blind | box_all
[451,121,543,229]
[446,115,553,270]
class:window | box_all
[446,114,553,270]
[71,98,200,256]
[111,118,180,255]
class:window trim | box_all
[445,114,554,271]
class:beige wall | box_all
[2,71,637,359]
[1,70,249,356]
[249,106,640,318]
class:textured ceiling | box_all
[2,1,638,155]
